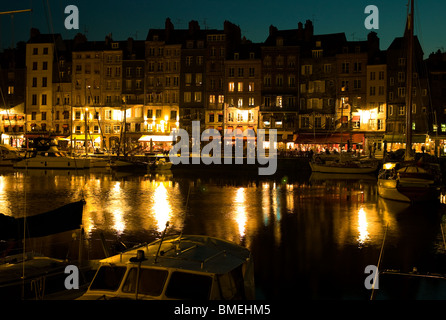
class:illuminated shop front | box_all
[293,133,365,153]
[383,134,428,153]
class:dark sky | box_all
[1,0,445,56]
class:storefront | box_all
[139,135,175,153]
[293,133,364,153]
[70,134,102,153]
[383,134,428,153]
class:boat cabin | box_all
[79,235,255,300]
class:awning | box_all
[352,116,360,121]
[70,134,102,141]
[383,134,426,144]
[295,133,364,144]
[139,135,174,142]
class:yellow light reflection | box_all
[153,182,171,232]
[357,207,370,246]
[112,208,125,235]
[109,181,126,235]
[262,183,270,226]
[234,188,247,238]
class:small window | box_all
[122,268,168,296]
[165,272,212,300]
[89,266,127,291]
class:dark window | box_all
[165,272,212,300]
[122,268,168,296]
[89,266,127,291]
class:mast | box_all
[405,0,414,160]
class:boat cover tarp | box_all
[0,200,84,240]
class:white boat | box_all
[377,0,442,203]
[13,146,87,169]
[378,160,441,203]
[78,234,255,300]
[148,157,173,172]
[0,144,24,166]
[310,158,378,174]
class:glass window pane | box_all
[165,272,212,300]
[89,266,127,291]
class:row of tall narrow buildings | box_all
[1,18,446,155]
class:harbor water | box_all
[0,165,445,300]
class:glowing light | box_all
[109,181,126,235]
[357,207,370,246]
[153,182,171,232]
[234,188,247,238]
[383,162,396,170]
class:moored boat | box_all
[377,0,441,204]
[78,234,255,300]
[310,157,379,174]
[14,146,87,169]
[377,159,441,203]
[148,157,173,172]
[0,199,85,240]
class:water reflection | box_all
[152,182,172,232]
[234,188,247,239]
[357,207,370,246]
[0,168,444,299]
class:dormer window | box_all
[112,43,119,49]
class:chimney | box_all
[30,28,40,40]
[127,37,134,53]
[367,31,380,54]
[165,17,174,41]
[304,20,313,42]
[269,25,278,37]
[188,20,200,35]
[297,22,304,40]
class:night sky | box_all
[1,0,446,56]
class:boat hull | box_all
[0,200,85,240]
[13,157,87,169]
[310,162,378,174]
[378,178,440,203]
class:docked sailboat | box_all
[0,199,85,240]
[148,156,173,172]
[78,234,255,300]
[0,144,24,166]
[310,152,379,174]
[377,0,442,203]
[13,138,88,169]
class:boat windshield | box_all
[89,266,127,291]
[165,271,212,300]
[122,267,168,296]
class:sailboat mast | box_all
[405,0,414,159]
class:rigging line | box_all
[441,222,446,252]
[370,223,388,300]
